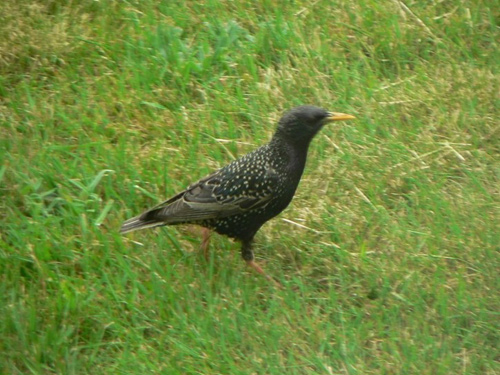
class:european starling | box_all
[120,105,355,283]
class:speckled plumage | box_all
[120,105,355,280]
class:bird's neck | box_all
[270,137,310,177]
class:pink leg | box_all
[246,260,283,289]
[200,228,211,260]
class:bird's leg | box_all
[200,227,212,261]
[241,239,282,288]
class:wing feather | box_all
[120,160,278,234]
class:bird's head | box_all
[273,105,355,147]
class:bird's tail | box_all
[119,214,164,234]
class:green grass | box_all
[1,0,498,374]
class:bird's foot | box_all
[246,260,283,289]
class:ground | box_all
[0,1,498,374]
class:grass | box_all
[0,0,498,374]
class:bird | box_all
[120,105,355,284]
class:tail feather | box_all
[120,214,164,234]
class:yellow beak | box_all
[326,112,356,122]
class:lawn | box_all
[1,1,498,374]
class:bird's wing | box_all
[135,163,279,225]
